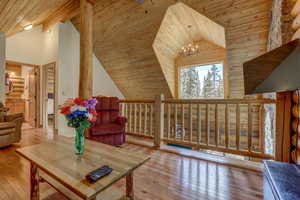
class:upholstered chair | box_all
[0,103,24,148]
[86,97,127,146]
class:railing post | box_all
[154,94,164,147]
[275,92,292,162]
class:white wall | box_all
[57,21,123,137]
[0,33,5,102]
[93,56,124,97]
[6,25,59,65]
[42,26,59,65]
[6,26,44,65]
[6,25,59,128]
[5,22,123,137]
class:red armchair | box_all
[86,97,127,146]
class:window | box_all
[179,63,224,99]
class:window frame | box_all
[177,61,227,99]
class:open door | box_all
[42,62,56,128]
[28,68,36,127]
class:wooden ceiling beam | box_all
[42,0,80,31]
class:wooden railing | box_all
[119,99,155,138]
[120,96,277,159]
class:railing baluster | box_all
[134,104,137,133]
[215,104,218,147]
[139,104,142,134]
[174,104,178,140]
[167,104,171,139]
[150,104,153,136]
[128,104,132,133]
[248,103,253,152]
[236,104,240,150]
[197,104,201,145]
[259,104,265,153]
[144,104,147,135]
[181,104,185,141]
[189,104,193,142]
[124,103,128,132]
[206,104,209,146]
[225,104,229,149]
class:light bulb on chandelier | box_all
[180,43,199,56]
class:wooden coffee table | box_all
[16,137,150,200]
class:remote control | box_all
[86,165,113,183]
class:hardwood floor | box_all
[0,128,263,200]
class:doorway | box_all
[5,61,39,129]
[42,62,56,129]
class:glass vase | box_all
[75,127,85,155]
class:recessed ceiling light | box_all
[24,24,33,31]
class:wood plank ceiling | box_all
[72,0,272,99]
[72,0,177,99]
[0,0,76,36]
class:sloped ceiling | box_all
[73,0,175,99]
[72,0,271,99]
[0,0,72,36]
[153,2,225,97]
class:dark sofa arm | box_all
[115,116,127,125]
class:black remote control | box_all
[86,165,113,183]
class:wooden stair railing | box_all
[120,97,277,160]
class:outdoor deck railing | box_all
[120,96,277,159]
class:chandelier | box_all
[180,43,199,56]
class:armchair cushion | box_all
[90,123,125,136]
[115,116,127,125]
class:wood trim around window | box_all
[176,61,229,99]
[175,40,229,99]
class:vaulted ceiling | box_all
[1,0,272,99]
[72,0,177,99]
[72,0,272,99]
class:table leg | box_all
[30,162,39,200]
[126,172,134,200]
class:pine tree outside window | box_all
[180,63,224,99]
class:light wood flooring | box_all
[0,128,263,200]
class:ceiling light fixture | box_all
[180,43,199,56]
[24,24,33,31]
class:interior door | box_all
[43,63,56,128]
[28,68,36,127]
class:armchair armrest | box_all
[4,113,24,141]
[0,121,16,129]
[115,116,127,125]
[5,113,24,122]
